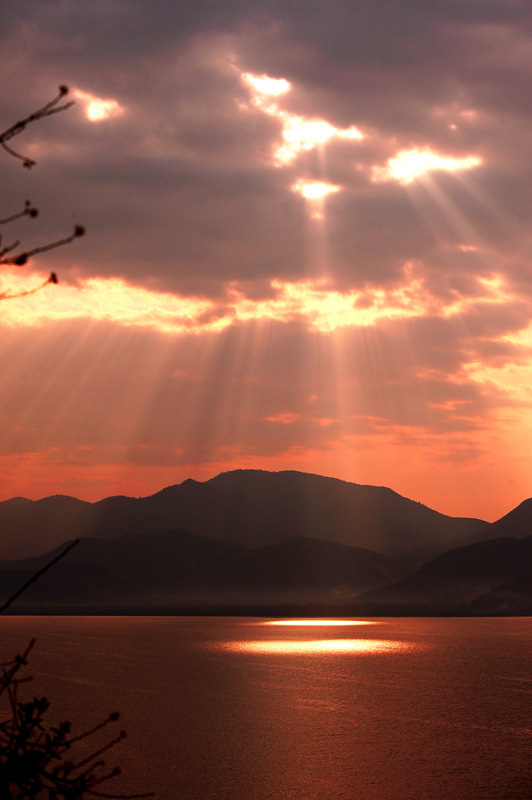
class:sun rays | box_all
[2,43,530,520]
[0,261,522,336]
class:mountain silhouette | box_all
[470,574,532,614]
[0,469,485,562]
[452,497,532,548]
[354,535,532,612]
[0,529,406,610]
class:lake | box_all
[0,616,531,799]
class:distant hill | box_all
[452,497,532,548]
[0,469,486,563]
[354,536,532,613]
[0,530,406,610]
[476,498,532,541]
[471,574,532,614]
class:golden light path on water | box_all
[224,619,419,655]
[262,619,376,626]
[228,639,410,655]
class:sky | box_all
[1,0,532,521]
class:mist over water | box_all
[1,616,530,800]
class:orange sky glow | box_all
[2,6,532,524]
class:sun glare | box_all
[225,639,413,654]
[241,72,291,96]
[292,179,341,200]
[240,69,363,164]
[73,89,125,122]
[276,116,363,164]
[372,147,483,184]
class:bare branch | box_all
[0,224,86,268]
[0,538,80,614]
[0,238,22,259]
[0,85,74,168]
[0,199,38,225]
[0,88,85,297]
[0,272,58,300]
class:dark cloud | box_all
[1,0,531,302]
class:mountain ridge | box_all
[0,469,487,562]
[0,528,407,610]
[354,535,532,612]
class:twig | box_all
[0,538,80,614]
[0,85,74,168]
[0,272,57,300]
[1,225,85,267]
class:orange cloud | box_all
[0,272,228,334]
[265,412,301,424]
[0,267,524,335]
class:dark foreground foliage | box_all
[0,543,154,799]
[1,91,152,796]
[0,639,153,800]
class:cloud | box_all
[3,260,530,338]
[2,1,530,303]
[2,0,532,519]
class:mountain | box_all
[477,498,532,540]
[0,495,93,559]
[0,530,406,610]
[0,469,486,562]
[451,497,532,548]
[354,535,532,612]
[470,574,532,614]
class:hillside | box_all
[0,469,486,562]
[471,574,532,614]
[0,529,406,610]
[354,536,532,612]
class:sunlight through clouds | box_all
[241,72,291,97]
[275,115,363,165]
[4,264,522,337]
[240,69,363,164]
[372,147,483,184]
[292,179,341,200]
[0,273,223,334]
[73,89,125,122]
[3,0,532,523]
[2,267,523,335]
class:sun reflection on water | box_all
[261,619,377,627]
[223,619,417,655]
[225,639,412,655]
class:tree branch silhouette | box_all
[0,86,153,799]
[0,84,73,168]
[0,85,85,298]
[0,538,80,615]
[0,541,155,798]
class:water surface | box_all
[1,616,530,800]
